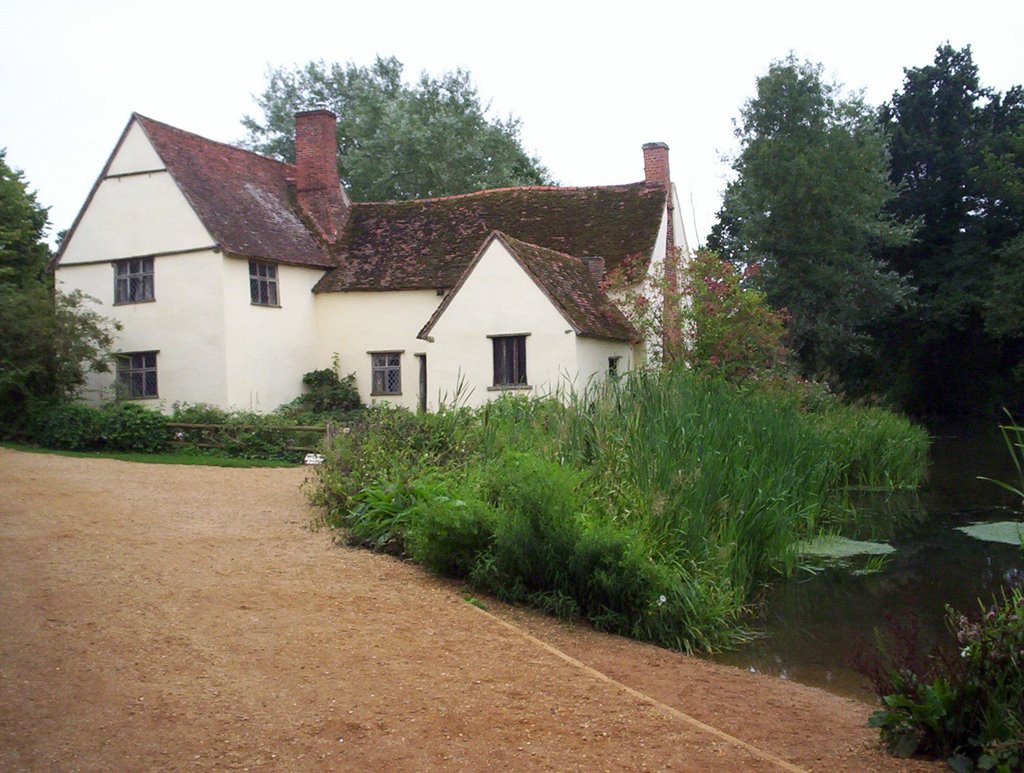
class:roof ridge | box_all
[354,181,650,206]
[133,113,295,173]
[497,231,586,264]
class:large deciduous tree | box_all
[881,44,1024,414]
[708,56,910,393]
[0,150,118,430]
[241,56,551,201]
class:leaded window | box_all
[114,257,154,304]
[371,352,401,395]
[249,260,279,306]
[117,352,158,398]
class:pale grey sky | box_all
[2,0,1021,247]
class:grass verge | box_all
[0,442,299,468]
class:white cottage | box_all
[53,110,685,412]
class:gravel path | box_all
[0,448,935,771]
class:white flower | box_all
[657,594,667,607]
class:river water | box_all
[713,419,1024,700]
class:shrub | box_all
[100,402,167,452]
[406,492,498,578]
[856,590,1024,770]
[300,365,361,414]
[27,401,104,450]
[170,402,231,424]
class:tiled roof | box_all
[420,232,639,343]
[135,115,334,268]
[314,183,666,292]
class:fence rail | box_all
[165,421,338,454]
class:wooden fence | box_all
[165,422,339,454]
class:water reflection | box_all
[713,419,1024,701]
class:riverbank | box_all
[0,448,935,771]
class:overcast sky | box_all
[2,0,1021,248]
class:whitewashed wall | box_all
[56,250,229,408]
[56,118,325,413]
[424,239,613,409]
[314,289,441,411]
[220,258,324,412]
[575,337,634,393]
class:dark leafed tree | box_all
[880,44,1024,414]
[708,56,910,392]
[241,56,552,201]
[0,150,118,428]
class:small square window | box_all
[608,356,621,376]
[114,257,154,304]
[116,351,158,399]
[492,335,527,387]
[249,260,279,306]
[371,352,401,395]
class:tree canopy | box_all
[880,44,1024,413]
[708,56,910,391]
[241,56,552,201]
[0,150,118,429]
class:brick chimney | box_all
[642,141,681,360]
[294,109,349,244]
[642,142,670,188]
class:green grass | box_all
[0,442,299,468]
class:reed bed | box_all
[312,367,930,653]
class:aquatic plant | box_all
[311,369,929,653]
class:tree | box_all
[709,56,910,392]
[880,45,1024,414]
[242,56,552,201]
[605,249,789,383]
[0,150,118,430]
[680,251,789,384]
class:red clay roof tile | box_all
[135,114,334,268]
[313,183,665,292]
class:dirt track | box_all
[0,448,935,771]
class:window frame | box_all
[113,256,154,305]
[249,260,280,307]
[370,351,402,396]
[489,334,529,389]
[116,351,159,399]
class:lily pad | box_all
[955,521,1024,546]
[798,536,896,559]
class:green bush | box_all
[170,402,231,424]
[474,451,586,600]
[100,402,167,452]
[169,403,318,462]
[28,402,104,450]
[406,492,498,578]
[300,366,361,414]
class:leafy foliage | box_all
[709,56,911,393]
[296,358,361,415]
[679,250,788,382]
[880,44,1024,414]
[242,56,551,201]
[0,149,119,431]
[311,376,928,653]
[26,401,167,452]
[856,590,1024,771]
